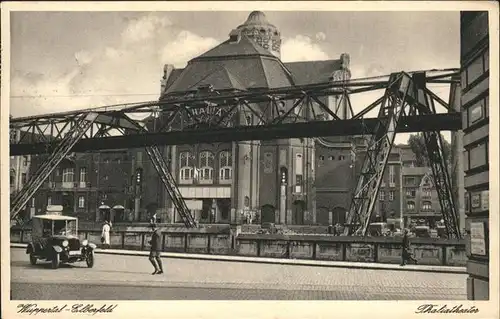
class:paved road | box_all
[10,248,467,300]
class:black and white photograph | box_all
[1,1,499,319]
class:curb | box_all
[10,243,466,274]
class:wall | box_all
[11,226,466,267]
[460,11,490,300]
[315,138,360,224]
[30,151,132,222]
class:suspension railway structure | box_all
[9,69,462,238]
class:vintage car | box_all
[26,214,96,269]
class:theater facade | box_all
[136,11,357,225]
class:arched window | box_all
[179,151,194,184]
[199,151,215,184]
[219,150,232,184]
[407,201,415,210]
[422,201,432,211]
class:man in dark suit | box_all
[148,223,164,275]
[401,228,418,266]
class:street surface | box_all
[10,248,467,300]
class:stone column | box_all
[450,80,465,234]
[235,141,252,222]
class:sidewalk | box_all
[10,243,466,274]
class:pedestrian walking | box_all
[148,223,164,275]
[101,220,111,249]
[400,229,418,266]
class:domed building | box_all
[140,11,357,226]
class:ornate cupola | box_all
[233,11,282,58]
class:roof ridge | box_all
[222,68,247,90]
[284,58,342,65]
[240,34,274,56]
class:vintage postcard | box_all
[1,1,499,319]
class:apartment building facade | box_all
[30,150,133,222]
[460,11,490,300]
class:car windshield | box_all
[53,219,76,236]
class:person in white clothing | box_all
[101,220,111,249]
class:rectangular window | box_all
[379,191,385,201]
[47,196,52,206]
[78,196,85,208]
[295,154,303,175]
[79,167,88,183]
[23,156,28,167]
[485,95,489,118]
[468,143,488,169]
[295,174,303,193]
[464,191,469,213]
[465,55,485,86]
[22,173,27,184]
[406,188,416,197]
[464,151,470,172]
[484,49,489,71]
[404,177,415,185]
[422,189,432,198]
[389,191,395,201]
[295,154,303,193]
[389,166,395,186]
[468,99,485,125]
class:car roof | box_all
[32,214,78,221]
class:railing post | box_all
[312,241,317,260]
[161,233,166,251]
[121,232,125,249]
[184,233,188,253]
[207,234,211,254]
[141,233,145,250]
[442,245,447,266]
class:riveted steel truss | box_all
[10,112,99,225]
[344,72,461,238]
[10,69,461,233]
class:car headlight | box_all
[62,240,69,247]
[82,239,88,246]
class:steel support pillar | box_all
[10,112,99,225]
[145,146,197,228]
[344,73,411,236]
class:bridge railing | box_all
[11,226,466,267]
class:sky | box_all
[9,10,460,143]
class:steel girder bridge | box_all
[9,69,462,238]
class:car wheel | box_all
[51,253,60,269]
[86,251,95,268]
[29,254,37,265]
